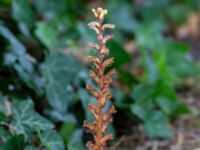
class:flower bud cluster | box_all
[83,7,116,150]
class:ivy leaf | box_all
[167,4,191,25]
[77,22,96,43]
[156,96,179,115]
[0,113,7,122]
[59,121,76,145]
[40,130,65,150]
[131,103,150,121]
[43,51,81,112]
[33,0,66,20]
[0,24,34,75]
[107,1,138,33]
[0,127,11,142]
[14,64,42,96]
[0,92,5,113]
[107,40,131,68]
[24,146,38,150]
[0,92,8,122]
[12,0,35,28]
[67,129,86,150]
[0,24,26,56]
[35,22,58,50]
[141,51,158,84]
[136,21,166,50]
[0,134,24,150]
[11,100,54,135]
[132,84,154,102]
[144,111,173,138]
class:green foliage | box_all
[0,0,199,149]
[67,129,86,150]
[59,121,76,145]
[39,130,65,150]
[11,100,54,135]
[35,22,58,50]
[0,134,24,150]
[0,127,10,142]
[107,40,131,68]
[24,146,39,150]
[12,0,35,28]
[43,51,81,112]
[132,17,197,137]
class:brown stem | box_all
[84,7,116,150]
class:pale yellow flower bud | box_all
[102,24,116,30]
[91,7,108,19]
[88,21,100,34]
[92,8,98,18]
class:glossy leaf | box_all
[136,21,166,50]
[40,130,65,150]
[107,0,138,33]
[144,111,173,138]
[12,0,34,27]
[24,146,38,150]
[107,40,131,68]
[0,25,26,55]
[0,24,33,73]
[156,96,179,115]
[59,121,76,145]
[0,134,24,150]
[43,51,81,112]
[33,0,66,20]
[11,100,54,135]
[14,64,42,95]
[0,92,5,113]
[0,127,10,142]
[67,129,86,150]
[35,22,58,50]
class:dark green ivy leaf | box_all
[11,100,54,135]
[156,96,179,115]
[40,130,65,150]
[136,21,166,50]
[12,0,35,28]
[35,22,58,50]
[67,129,86,150]
[33,0,66,20]
[0,134,24,150]
[107,0,138,33]
[24,146,38,150]
[0,24,34,73]
[107,40,131,68]
[0,92,8,122]
[43,51,81,112]
[0,127,11,142]
[14,64,42,96]
[59,121,76,145]
[0,92,5,113]
[143,111,173,138]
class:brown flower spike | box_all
[83,7,117,150]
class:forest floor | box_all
[113,38,200,150]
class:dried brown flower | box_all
[83,7,117,150]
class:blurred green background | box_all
[0,0,200,149]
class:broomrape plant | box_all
[83,7,117,150]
